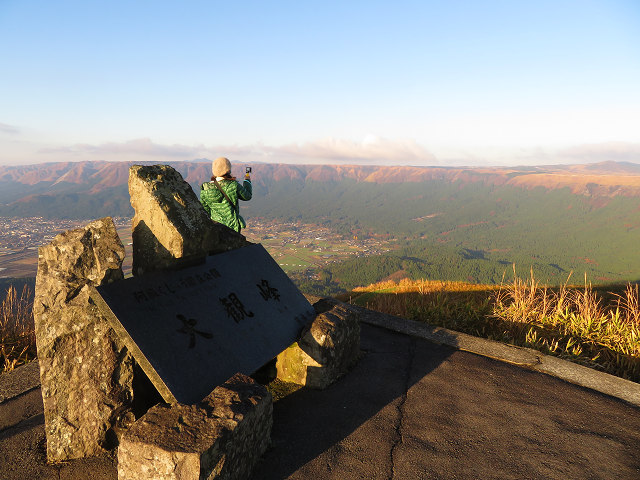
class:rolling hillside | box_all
[1,160,640,287]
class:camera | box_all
[246,166,252,173]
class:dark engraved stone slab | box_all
[91,244,315,405]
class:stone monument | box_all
[32,163,362,477]
[31,165,255,463]
[115,165,279,479]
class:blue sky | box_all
[1,0,639,166]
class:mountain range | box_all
[1,160,640,219]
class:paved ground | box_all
[251,323,640,479]
[2,319,640,479]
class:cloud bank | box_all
[4,136,635,167]
[37,136,439,165]
[264,137,438,164]
[0,122,19,135]
[40,138,207,159]
[559,142,640,163]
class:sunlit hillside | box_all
[342,273,640,383]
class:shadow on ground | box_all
[251,322,458,479]
[250,322,640,480]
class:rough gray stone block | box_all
[118,373,272,480]
[33,217,135,462]
[128,165,249,276]
[276,301,361,389]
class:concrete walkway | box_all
[2,313,640,479]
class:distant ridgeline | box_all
[1,160,640,288]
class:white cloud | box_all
[33,136,439,165]
[263,136,438,164]
[0,122,19,135]
[558,142,640,163]
[39,138,207,158]
[5,136,640,170]
[427,143,640,167]
[25,136,640,168]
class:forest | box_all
[244,178,640,293]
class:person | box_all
[200,157,252,233]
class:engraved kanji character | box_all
[176,314,213,349]
[257,279,280,301]
[219,293,254,323]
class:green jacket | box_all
[200,178,252,232]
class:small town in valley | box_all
[244,219,395,276]
[0,217,132,278]
[0,217,394,279]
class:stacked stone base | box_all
[277,300,360,389]
[118,373,272,480]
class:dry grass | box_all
[492,270,640,381]
[0,285,36,373]
[354,277,494,295]
[346,271,640,382]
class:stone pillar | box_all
[33,217,135,462]
[128,165,249,276]
[118,373,272,480]
[276,300,361,389]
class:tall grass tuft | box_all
[492,270,640,380]
[0,285,36,372]
[348,271,640,382]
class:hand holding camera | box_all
[245,166,252,180]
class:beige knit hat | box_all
[212,157,232,177]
